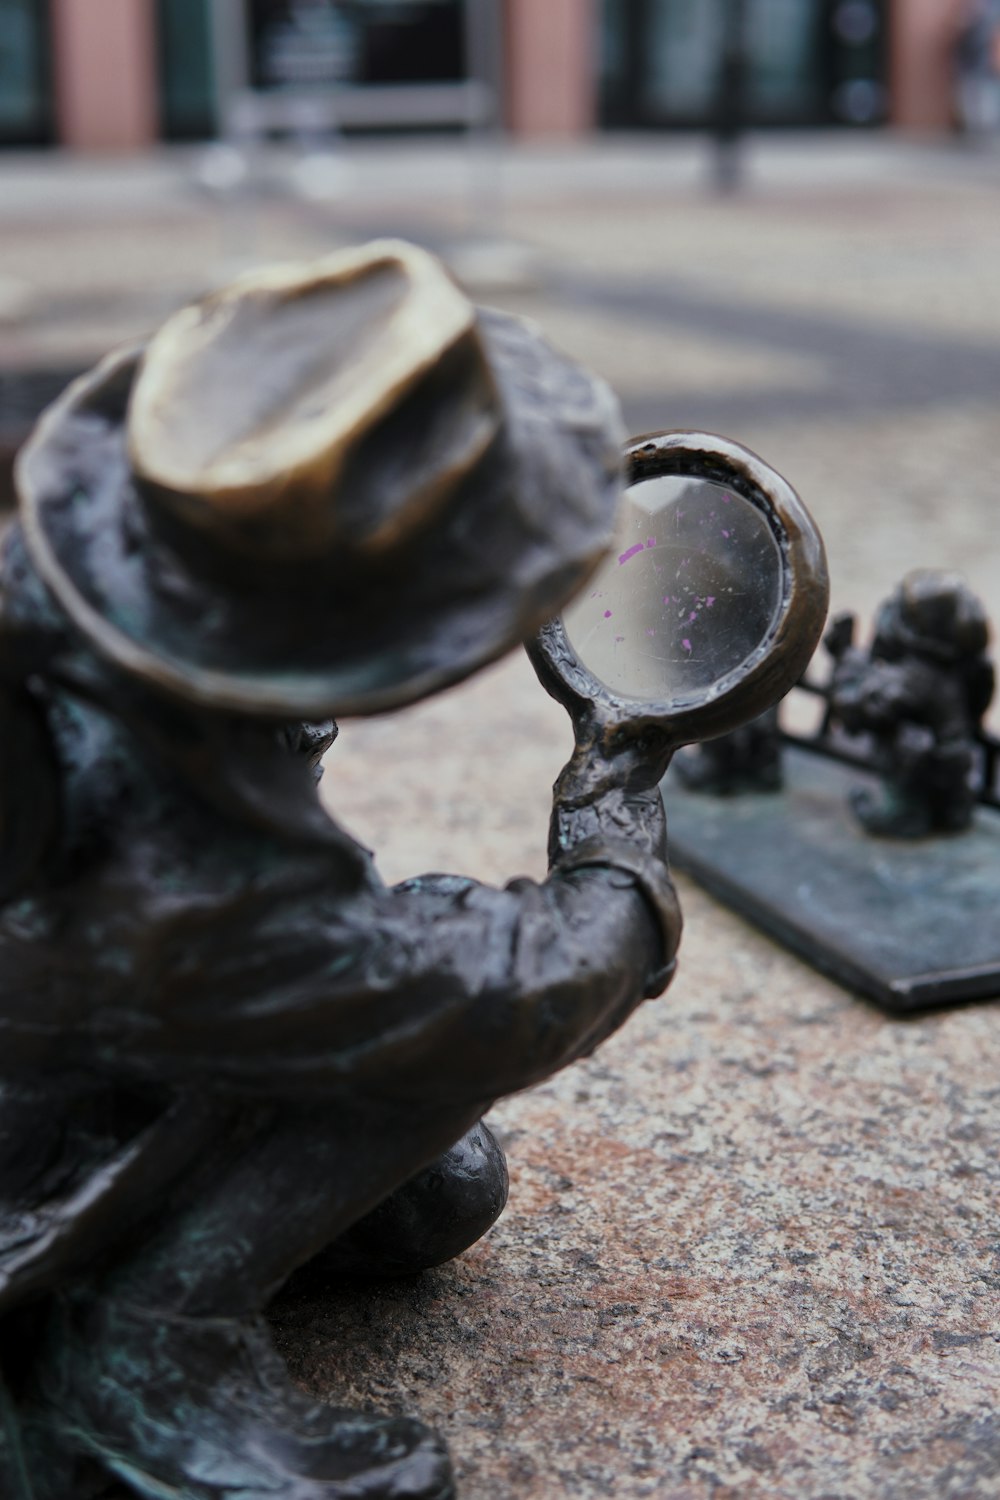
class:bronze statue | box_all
[825,572,994,837]
[0,243,827,1498]
[0,242,685,1500]
[669,572,996,834]
[673,707,784,795]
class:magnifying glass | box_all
[529,430,829,751]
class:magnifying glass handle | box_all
[525,621,604,730]
[527,623,677,797]
[549,762,668,859]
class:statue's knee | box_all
[314,1121,509,1277]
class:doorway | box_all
[0,0,53,146]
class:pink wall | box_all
[890,0,964,129]
[504,0,597,137]
[51,0,158,150]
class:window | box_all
[248,0,465,90]
[0,0,51,146]
[601,0,887,129]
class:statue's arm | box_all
[366,809,679,1103]
[0,736,677,1104]
[310,738,680,1104]
[212,754,678,1102]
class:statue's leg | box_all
[849,781,933,838]
[1,1362,34,1500]
[924,744,977,833]
[31,1094,486,1500]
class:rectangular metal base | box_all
[662,749,1000,1012]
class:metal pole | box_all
[713,0,748,193]
[202,0,260,273]
[463,0,505,240]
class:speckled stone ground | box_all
[4,136,1000,1497]
[269,645,1000,1500]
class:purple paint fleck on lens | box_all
[722,530,731,540]
[646,537,657,548]
[604,610,613,619]
[707,596,716,607]
[645,628,656,637]
[682,638,692,653]
[689,611,698,623]
[619,543,645,565]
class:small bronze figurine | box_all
[662,569,1000,1012]
[673,707,784,795]
[670,572,996,831]
[0,243,684,1499]
[825,572,994,837]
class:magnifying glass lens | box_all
[530,431,829,749]
[563,474,783,702]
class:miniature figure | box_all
[662,570,998,1011]
[0,242,682,1500]
[672,707,784,795]
[668,572,996,834]
[825,571,994,837]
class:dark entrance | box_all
[0,0,53,146]
[157,1,469,142]
[158,0,217,140]
[601,0,888,129]
[247,0,465,94]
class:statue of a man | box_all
[0,243,680,1499]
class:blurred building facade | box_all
[0,0,980,151]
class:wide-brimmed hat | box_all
[16,240,623,718]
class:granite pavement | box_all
[3,133,1000,1497]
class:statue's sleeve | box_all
[336,847,678,1104]
[141,845,678,1105]
[0,796,679,1107]
[187,783,680,1103]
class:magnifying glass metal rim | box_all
[529,429,829,749]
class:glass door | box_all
[0,0,52,146]
[158,0,217,140]
[744,0,827,122]
[641,0,727,123]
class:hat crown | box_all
[127,240,502,559]
[15,248,624,720]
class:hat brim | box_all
[16,310,624,719]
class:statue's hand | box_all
[548,711,672,871]
[547,717,679,991]
[528,632,679,988]
[556,708,674,805]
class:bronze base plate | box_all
[662,748,1000,1013]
